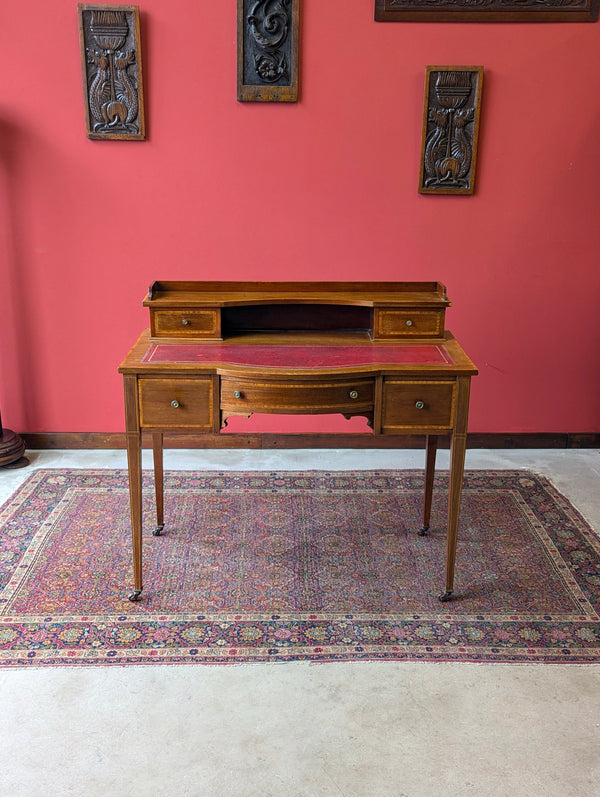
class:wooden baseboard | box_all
[20,432,600,450]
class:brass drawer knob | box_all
[181,318,190,326]
[349,390,359,400]
[405,320,413,327]
[415,400,425,410]
[171,400,180,409]
[233,390,242,399]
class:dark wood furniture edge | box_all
[374,0,599,22]
[21,432,600,449]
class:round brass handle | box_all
[405,320,413,327]
[349,390,359,400]
[233,390,242,399]
[415,400,425,410]
[171,400,180,409]
[181,318,190,326]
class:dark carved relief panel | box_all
[78,4,145,140]
[419,67,483,196]
[237,0,299,102]
[375,0,599,22]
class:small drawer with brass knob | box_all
[139,378,214,429]
[374,309,445,339]
[381,379,456,432]
[150,309,220,339]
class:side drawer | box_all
[220,377,375,414]
[374,308,445,339]
[381,379,455,432]
[151,309,220,339]
[139,378,214,429]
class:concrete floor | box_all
[0,448,599,797]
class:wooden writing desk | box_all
[119,282,478,603]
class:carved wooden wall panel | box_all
[237,0,300,102]
[375,0,599,22]
[78,4,146,140]
[419,67,483,196]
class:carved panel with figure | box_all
[237,0,299,102]
[419,67,483,196]
[78,4,146,140]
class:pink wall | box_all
[1,2,599,436]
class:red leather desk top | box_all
[142,343,453,368]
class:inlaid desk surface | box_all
[122,329,474,375]
[142,342,454,367]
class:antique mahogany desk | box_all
[119,281,478,603]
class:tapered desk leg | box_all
[439,376,471,602]
[126,431,143,602]
[419,434,438,535]
[152,432,165,536]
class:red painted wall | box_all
[1,2,599,436]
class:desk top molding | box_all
[145,280,451,307]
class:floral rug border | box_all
[1,469,599,667]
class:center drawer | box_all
[220,377,375,414]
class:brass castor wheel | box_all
[128,589,142,602]
[438,590,453,602]
[418,524,429,536]
[152,524,164,537]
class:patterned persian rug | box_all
[0,469,599,667]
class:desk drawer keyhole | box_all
[171,400,180,409]
[349,390,359,400]
[233,390,242,399]
[415,400,425,410]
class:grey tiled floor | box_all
[0,448,599,797]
